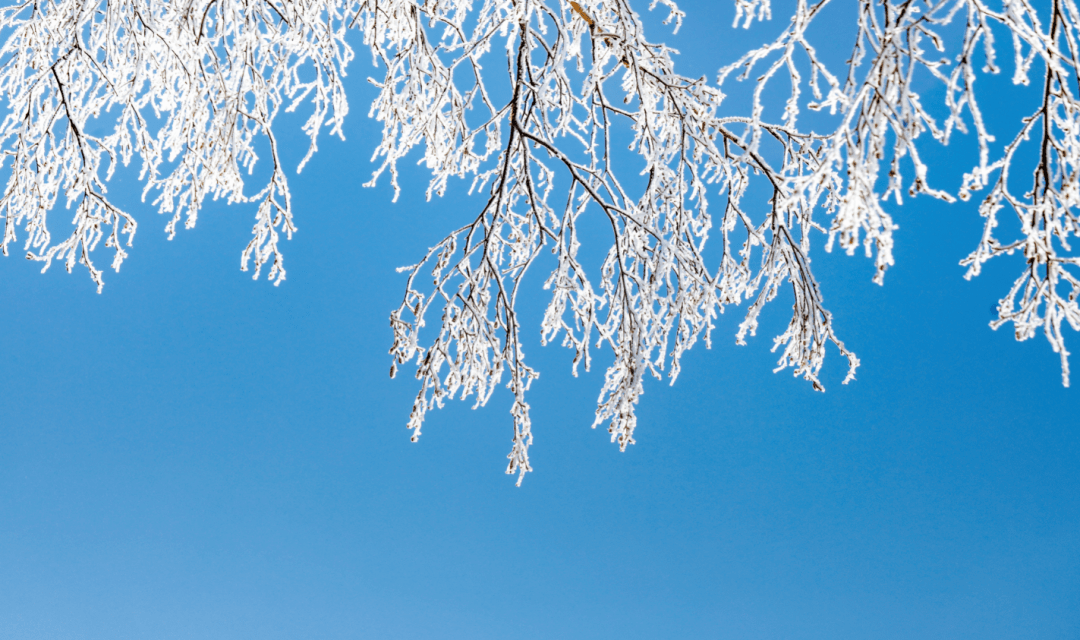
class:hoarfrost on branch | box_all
[0,0,356,289]
[2,0,1078,482]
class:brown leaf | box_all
[569,1,594,27]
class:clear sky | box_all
[1,2,1077,639]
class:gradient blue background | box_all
[1,2,1077,638]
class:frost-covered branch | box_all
[376,0,1080,481]
[956,0,1080,386]
[724,0,1080,387]
[4,0,1078,482]
[367,0,858,482]
[0,0,357,289]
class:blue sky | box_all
[1,2,1078,639]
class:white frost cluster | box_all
[3,1,1079,481]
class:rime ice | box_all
[4,1,1078,483]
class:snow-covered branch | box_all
[724,0,1080,389]
[376,0,1080,480]
[4,0,1079,481]
[368,0,858,482]
[0,0,357,289]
